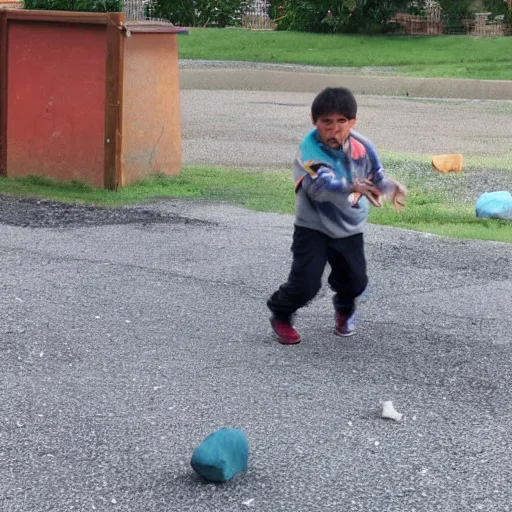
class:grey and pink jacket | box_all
[293,128,394,239]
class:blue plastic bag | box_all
[475,191,512,221]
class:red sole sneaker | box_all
[270,317,301,345]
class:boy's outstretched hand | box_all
[352,179,381,207]
[389,180,407,211]
[352,179,407,211]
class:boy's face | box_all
[313,112,356,149]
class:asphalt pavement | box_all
[1,66,512,512]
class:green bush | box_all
[273,0,512,34]
[275,0,425,34]
[267,0,286,21]
[146,0,248,27]
[482,0,512,31]
[273,0,330,32]
[341,0,418,34]
[437,0,510,32]
[483,0,510,17]
[24,0,122,11]
[436,0,472,32]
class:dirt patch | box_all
[0,195,214,229]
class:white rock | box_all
[381,401,403,422]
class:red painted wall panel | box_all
[7,21,106,187]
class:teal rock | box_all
[191,428,249,483]
[476,191,512,221]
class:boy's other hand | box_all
[352,179,381,207]
[390,181,407,211]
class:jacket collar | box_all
[313,129,350,159]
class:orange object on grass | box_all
[432,154,463,173]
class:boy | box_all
[267,87,406,345]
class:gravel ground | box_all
[180,90,512,164]
[0,195,213,229]
[1,73,512,512]
[1,198,511,512]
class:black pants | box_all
[267,226,368,322]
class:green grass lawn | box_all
[179,29,512,80]
[1,161,511,244]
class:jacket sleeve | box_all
[293,157,353,204]
[352,131,396,194]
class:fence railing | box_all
[391,11,510,36]
[0,0,509,36]
[0,1,22,8]
[123,1,510,37]
[123,0,146,22]
[241,0,275,30]
[123,0,276,27]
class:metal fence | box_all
[241,0,275,30]
[392,11,510,36]
[123,0,145,22]
[124,0,161,22]
[0,1,22,8]
[123,0,276,28]
[123,1,509,37]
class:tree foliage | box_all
[147,0,248,27]
[24,0,121,11]
[274,0,511,34]
[274,0,424,33]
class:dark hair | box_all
[311,87,357,122]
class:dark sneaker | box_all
[270,317,301,345]
[335,311,356,337]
